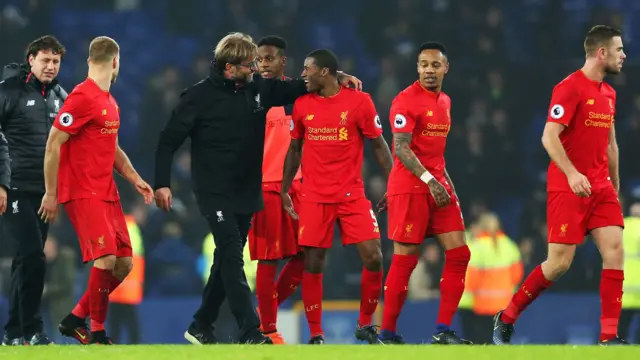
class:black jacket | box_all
[0,63,67,193]
[154,69,307,214]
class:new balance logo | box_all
[26,100,35,106]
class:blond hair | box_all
[213,32,257,70]
[89,36,119,64]
[476,212,501,233]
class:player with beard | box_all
[39,36,154,345]
[250,36,305,344]
[380,42,472,345]
[492,25,629,346]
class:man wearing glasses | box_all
[153,32,362,344]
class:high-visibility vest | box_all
[202,234,257,292]
[463,231,523,315]
[623,217,640,308]
[109,215,144,305]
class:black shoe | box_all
[599,336,629,346]
[59,314,90,345]
[242,332,273,344]
[308,335,325,344]
[354,325,383,344]
[378,330,406,344]
[431,329,472,344]
[184,322,217,345]
[2,334,26,346]
[90,330,113,345]
[492,310,514,345]
[28,332,53,345]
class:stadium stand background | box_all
[0,0,639,344]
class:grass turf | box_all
[0,345,638,360]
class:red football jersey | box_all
[54,79,120,203]
[546,70,616,192]
[290,87,382,203]
[387,81,452,195]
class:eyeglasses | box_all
[236,60,257,71]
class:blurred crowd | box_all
[2,0,640,304]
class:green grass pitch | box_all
[0,345,638,360]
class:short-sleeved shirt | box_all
[54,78,120,203]
[290,87,382,203]
[387,81,452,195]
[546,70,616,192]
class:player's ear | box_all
[86,57,91,66]
[282,56,287,66]
[28,54,36,68]
[112,57,117,70]
[444,61,450,75]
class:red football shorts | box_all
[64,198,132,263]
[298,197,380,248]
[547,186,624,245]
[387,188,465,244]
[248,180,302,261]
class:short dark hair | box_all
[584,25,622,56]
[257,36,287,55]
[418,41,447,58]
[25,35,66,62]
[306,49,338,75]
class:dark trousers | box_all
[619,308,640,344]
[1,191,49,338]
[193,211,259,340]
[108,303,141,344]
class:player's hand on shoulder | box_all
[134,179,154,205]
[567,171,591,197]
[154,187,172,212]
[38,193,58,223]
[337,71,362,91]
[427,179,451,208]
[280,191,298,220]
[0,186,6,215]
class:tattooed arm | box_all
[281,138,303,219]
[371,135,393,179]
[393,132,450,207]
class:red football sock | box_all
[358,267,383,326]
[600,269,624,341]
[381,254,418,333]
[501,265,552,324]
[72,271,121,320]
[88,267,113,332]
[72,291,90,319]
[437,245,471,326]
[275,256,304,305]
[302,271,324,337]
[256,262,278,333]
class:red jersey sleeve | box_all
[357,93,383,139]
[290,99,305,140]
[390,96,416,134]
[54,91,94,135]
[547,81,580,127]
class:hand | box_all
[134,179,154,205]
[338,72,363,91]
[38,193,58,223]
[567,171,591,197]
[0,186,6,216]
[154,187,173,212]
[281,192,298,220]
[427,180,451,208]
[376,192,388,213]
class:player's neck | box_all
[581,61,606,82]
[319,81,340,98]
[87,68,112,92]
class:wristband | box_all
[420,171,434,184]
